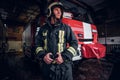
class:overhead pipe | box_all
[67,0,94,23]
[54,0,59,2]
[68,0,89,10]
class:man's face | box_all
[53,7,62,19]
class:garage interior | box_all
[0,0,120,80]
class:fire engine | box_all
[62,18,106,60]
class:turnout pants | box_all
[41,62,73,80]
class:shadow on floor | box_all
[0,53,116,80]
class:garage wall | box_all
[98,37,120,44]
[7,26,23,52]
[97,20,120,53]
[22,23,32,46]
[8,41,22,52]
[97,20,120,38]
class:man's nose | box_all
[57,10,61,14]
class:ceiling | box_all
[0,0,120,26]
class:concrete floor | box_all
[0,52,119,80]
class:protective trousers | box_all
[42,62,73,80]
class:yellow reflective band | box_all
[44,39,47,50]
[43,30,48,50]
[43,31,47,36]
[52,60,57,64]
[58,43,60,53]
[58,43,63,53]
[61,31,64,43]
[59,30,64,43]
[58,30,64,53]
[36,47,44,54]
[67,47,76,56]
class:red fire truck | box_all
[62,18,106,60]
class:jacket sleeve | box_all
[62,24,78,61]
[35,28,46,59]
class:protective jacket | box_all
[35,20,78,80]
[35,20,78,61]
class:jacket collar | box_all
[46,19,62,29]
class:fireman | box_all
[35,2,78,80]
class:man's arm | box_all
[35,28,46,59]
[62,25,78,61]
[35,27,53,64]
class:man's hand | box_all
[55,52,64,64]
[43,53,53,64]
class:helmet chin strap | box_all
[51,16,56,25]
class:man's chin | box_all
[56,17,62,19]
[56,16,61,19]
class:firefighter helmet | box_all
[47,2,64,17]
